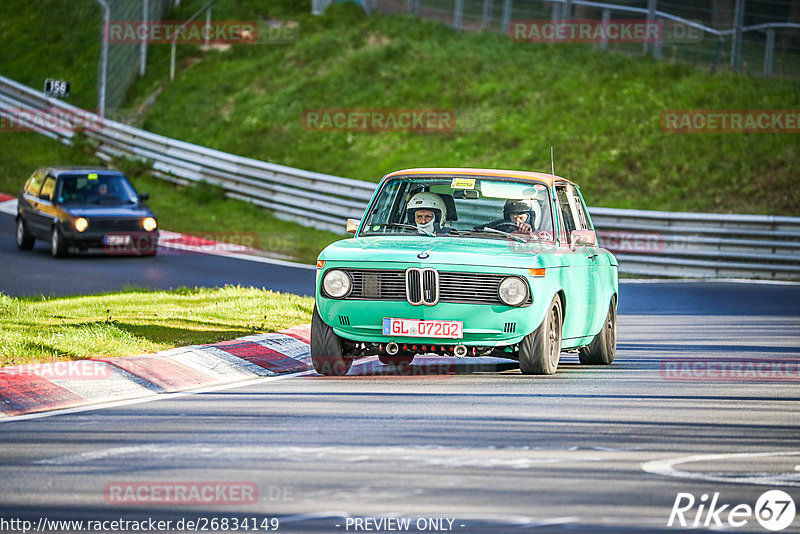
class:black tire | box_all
[15,218,34,250]
[519,295,562,375]
[50,226,67,257]
[311,305,352,376]
[378,354,415,366]
[579,298,617,365]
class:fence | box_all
[318,0,800,78]
[94,0,174,115]
[1,73,798,279]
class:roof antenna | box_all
[550,146,555,175]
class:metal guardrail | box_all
[1,73,798,279]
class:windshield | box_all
[56,173,139,205]
[360,175,555,242]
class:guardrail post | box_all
[563,0,572,21]
[409,0,419,16]
[481,0,493,30]
[763,27,775,77]
[501,0,512,35]
[730,0,745,72]
[454,0,463,30]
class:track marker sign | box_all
[44,79,70,98]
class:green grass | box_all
[0,286,314,366]
[130,2,798,215]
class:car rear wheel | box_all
[16,218,34,250]
[519,295,562,375]
[378,354,415,366]
[311,305,353,376]
[579,298,616,365]
[50,226,67,257]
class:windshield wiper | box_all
[369,223,435,238]
[476,226,526,243]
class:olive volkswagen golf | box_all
[312,168,618,376]
[15,167,159,257]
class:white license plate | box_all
[383,318,463,339]
[104,235,131,246]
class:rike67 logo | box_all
[668,490,796,531]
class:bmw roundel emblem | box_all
[417,252,429,259]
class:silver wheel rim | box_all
[16,220,23,245]
[51,230,58,255]
[606,304,616,348]
[548,304,560,367]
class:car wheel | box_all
[311,305,353,376]
[16,218,35,250]
[378,354,415,366]
[579,298,617,365]
[519,295,562,375]
[50,226,67,257]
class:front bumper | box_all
[62,229,159,254]
[317,298,545,347]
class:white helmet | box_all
[406,192,446,232]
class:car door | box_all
[33,175,59,237]
[20,170,48,238]
[553,182,597,340]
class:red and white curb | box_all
[0,325,312,418]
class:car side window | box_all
[25,171,45,196]
[571,190,592,231]
[39,177,56,202]
[555,185,576,236]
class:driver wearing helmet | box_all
[406,192,447,235]
[503,199,535,233]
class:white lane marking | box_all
[0,370,313,423]
[0,199,17,215]
[621,278,800,286]
[36,442,603,470]
[642,451,800,487]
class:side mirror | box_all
[139,193,150,201]
[570,229,596,248]
[346,218,361,234]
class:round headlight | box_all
[322,269,352,299]
[142,217,157,232]
[498,276,528,306]
[74,217,88,233]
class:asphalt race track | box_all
[0,211,316,297]
[1,212,800,533]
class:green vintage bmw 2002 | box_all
[312,168,618,376]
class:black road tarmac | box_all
[1,213,800,533]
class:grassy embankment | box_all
[0,286,314,366]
